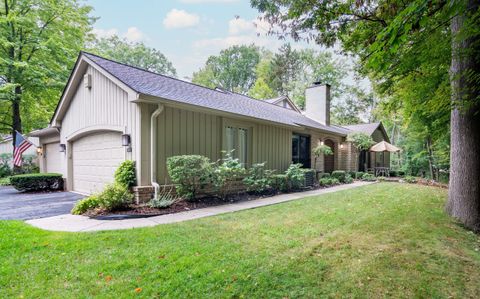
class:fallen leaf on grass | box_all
[135,288,142,293]
[105,275,112,282]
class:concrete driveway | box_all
[0,186,83,220]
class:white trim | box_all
[66,125,125,142]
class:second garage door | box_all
[72,132,124,194]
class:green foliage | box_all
[270,174,288,192]
[319,177,340,187]
[192,45,261,94]
[243,162,275,194]
[312,144,333,157]
[211,151,246,199]
[331,170,347,183]
[90,35,177,76]
[71,195,100,215]
[10,173,63,192]
[362,174,376,182]
[317,172,331,179]
[404,176,417,184]
[0,154,11,178]
[96,183,133,211]
[0,0,94,134]
[344,175,354,184]
[166,155,212,200]
[285,164,305,191]
[347,132,375,151]
[355,172,365,179]
[148,187,179,209]
[114,160,136,188]
[0,176,11,186]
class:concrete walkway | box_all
[26,181,374,232]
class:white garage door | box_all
[72,132,124,194]
[45,142,62,174]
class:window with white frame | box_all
[225,126,249,165]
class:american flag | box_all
[13,131,32,167]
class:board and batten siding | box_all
[140,103,294,184]
[58,65,141,178]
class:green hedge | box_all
[10,173,63,192]
[331,170,347,183]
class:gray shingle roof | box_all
[83,52,346,135]
[342,122,381,136]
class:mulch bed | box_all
[84,191,280,218]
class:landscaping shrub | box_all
[10,173,63,192]
[96,183,133,211]
[355,172,365,179]
[0,154,11,178]
[148,188,179,209]
[389,170,398,177]
[114,160,136,188]
[361,173,376,181]
[285,163,305,190]
[271,174,288,192]
[71,195,100,215]
[404,176,417,184]
[319,177,340,187]
[344,174,354,184]
[211,151,246,199]
[378,176,386,182]
[317,172,331,179]
[331,170,347,183]
[0,176,11,186]
[243,162,275,194]
[398,171,405,177]
[167,155,212,200]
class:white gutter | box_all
[151,104,164,199]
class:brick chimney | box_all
[305,81,331,126]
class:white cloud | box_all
[228,18,254,35]
[163,9,200,29]
[92,27,147,42]
[92,28,118,39]
[124,27,145,42]
[179,0,238,3]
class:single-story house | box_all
[31,52,390,196]
[0,135,39,167]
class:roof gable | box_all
[342,122,390,142]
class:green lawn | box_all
[1,183,479,298]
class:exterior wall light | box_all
[59,144,66,152]
[320,140,324,146]
[36,147,43,155]
[122,134,131,147]
[340,143,344,149]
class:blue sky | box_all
[84,0,322,79]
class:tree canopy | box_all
[0,0,94,137]
[89,35,177,77]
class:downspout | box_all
[151,104,164,199]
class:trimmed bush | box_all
[97,183,133,211]
[345,174,354,184]
[211,151,246,199]
[114,160,136,188]
[355,172,365,179]
[0,176,11,186]
[319,177,340,187]
[285,164,305,190]
[167,155,212,200]
[10,173,63,192]
[331,170,347,183]
[318,172,331,179]
[243,162,275,194]
[362,173,376,181]
[71,195,100,215]
[398,171,405,177]
[271,174,288,192]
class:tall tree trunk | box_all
[446,0,480,232]
[11,86,22,173]
[426,135,436,181]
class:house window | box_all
[224,126,249,165]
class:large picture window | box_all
[225,126,249,165]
